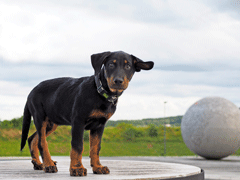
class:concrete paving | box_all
[107,156,240,180]
[0,156,239,180]
[0,157,201,180]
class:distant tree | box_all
[11,117,23,129]
[0,120,13,129]
[0,116,24,129]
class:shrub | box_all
[122,127,136,141]
[122,126,144,141]
[134,129,144,138]
[147,124,158,137]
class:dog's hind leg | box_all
[28,120,58,171]
[34,117,58,173]
[45,121,58,166]
[28,132,42,170]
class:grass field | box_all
[0,124,239,157]
[0,139,197,157]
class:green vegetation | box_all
[106,116,183,127]
[0,117,239,157]
[0,115,183,130]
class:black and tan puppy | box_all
[20,51,154,176]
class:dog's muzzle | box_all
[107,76,129,93]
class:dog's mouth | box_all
[109,87,126,93]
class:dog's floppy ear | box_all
[91,51,111,75]
[131,55,154,72]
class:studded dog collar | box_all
[94,73,120,105]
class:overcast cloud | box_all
[1,0,240,120]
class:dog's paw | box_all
[93,166,110,174]
[44,165,58,173]
[31,160,43,170]
[70,167,87,176]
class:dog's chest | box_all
[85,104,116,130]
[89,104,116,120]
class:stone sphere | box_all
[181,97,240,159]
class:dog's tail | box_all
[20,102,32,151]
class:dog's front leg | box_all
[90,125,110,174]
[69,122,87,176]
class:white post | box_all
[164,101,167,156]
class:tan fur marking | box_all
[89,110,113,119]
[30,122,57,166]
[90,133,109,174]
[124,60,127,63]
[40,118,55,167]
[106,77,114,90]
[113,60,116,63]
[70,148,84,170]
[31,134,41,165]
[90,133,101,168]
[46,124,58,136]
[122,76,129,89]
[110,88,123,93]
[107,76,129,93]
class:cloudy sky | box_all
[1,0,240,121]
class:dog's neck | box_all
[95,69,123,105]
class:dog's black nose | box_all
[114,78,123,85]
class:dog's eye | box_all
[109,63,115,68]
[125,64,131,70]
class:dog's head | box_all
[91,51,154,93]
